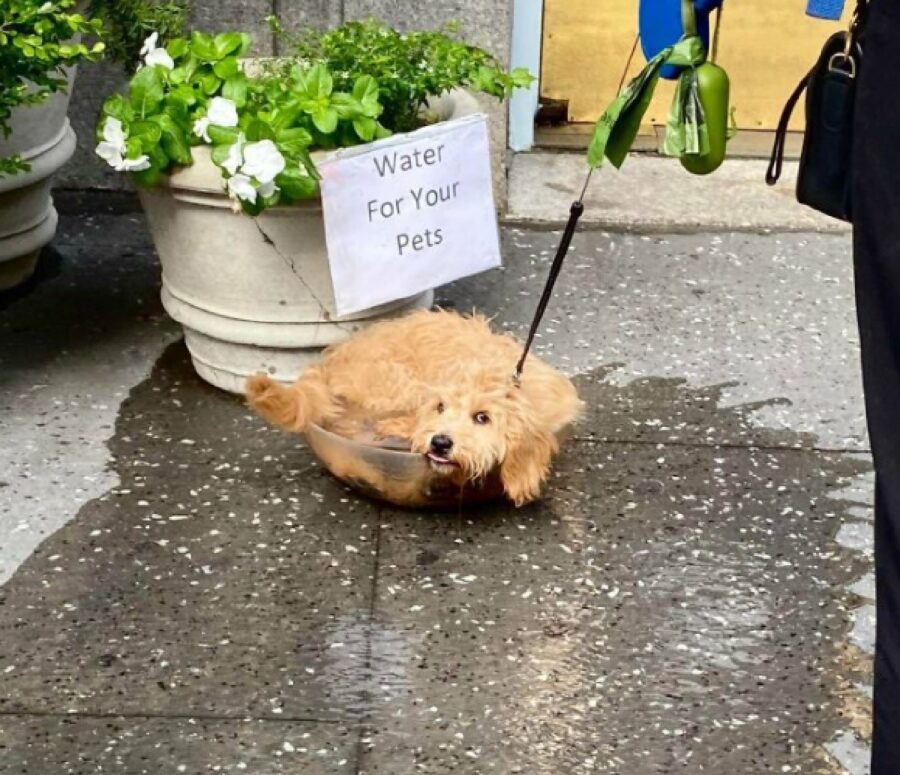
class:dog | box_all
[245,309,583,506]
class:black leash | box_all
[513,31,640,383]
[513,197,586,382]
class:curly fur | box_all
[246,309,584,506]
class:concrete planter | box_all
[0,77,77,290]
[139,89,480,393]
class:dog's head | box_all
[409,365,583,506]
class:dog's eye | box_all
[436,402,445,414]
[473,411,491,425]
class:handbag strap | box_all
[765,69,812,186]
[768,0,867,186]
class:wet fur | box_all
[246,309,584,506]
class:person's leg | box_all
[852,6,900,771]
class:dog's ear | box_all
[500,429,559,507]
[523,368,584,433]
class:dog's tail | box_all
[245,369,335,433]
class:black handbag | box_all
[766,2,867,222]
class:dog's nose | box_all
[430,434,454,455]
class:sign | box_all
[318,114,501,316]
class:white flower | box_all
[241,140,285,184]
[222,134,246,176]
[94,117,150,172]
[140,32,160,58]
[115,155,151,172]
[227,174,257,204]
[208,97,239,128]
[192,117,211,143]
[102,117,127,148]
[145,47,175,70]
[257,179,278,198]
[192,97,239,143]
[95,141,124,166]
[95,117,128,167]
[221,136,284,206]
[140,32,174,70]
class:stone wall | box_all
[59,0,513,205]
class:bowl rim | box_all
[306,422,424,461]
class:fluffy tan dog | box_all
[245,309,583,506]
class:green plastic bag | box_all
[587,35,707,170]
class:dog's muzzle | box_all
[427,434,457,468]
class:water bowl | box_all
[305,423,506,509]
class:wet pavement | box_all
[0,202,874,773]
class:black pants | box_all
[853,4,900,771]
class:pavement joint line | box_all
[352,515,384,773]
[499,218,850,235]
[0,709,351,725]
[569,436,871,456]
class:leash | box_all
[514,34,640,383]
[513,198,586,382]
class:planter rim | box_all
[0,122,76,195]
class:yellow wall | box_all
[541,1,851,131]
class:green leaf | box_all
[208,125,241,146]
[331,93,364,120]
[270,101,305,132]
[198,71,221,96]
[190,31,218,61]
[148,143,169,168]
[125,137,144,159]
[128,66,165,118]
[153,114,193,165]
[167,38,190,60]
[129,120,163,150]
[245,118,276,142]
[213,57,240,79]
[311,107,338,134]
[510,67,536,89]
[222,75,249,107]
[213,32,245,60]
[211,142,235,167]
[276,126,313,155]
[240,198,265,217]
[131,166,162,187]
[164,86,196,127]
[351,75,381,117]
[168,67,188,86]
[305,64,333,99]
[170,54,199,85]
[352,116,377,142]
[471,65,501,96]
[100,93,134,125]
[276,167,318,201]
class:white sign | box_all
[318,113,502,316]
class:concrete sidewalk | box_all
[0,161,873,773]
[507,153,850,233]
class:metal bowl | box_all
[305,423,505,509]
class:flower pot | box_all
[0,74,77,290]
[139,89,481,394]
